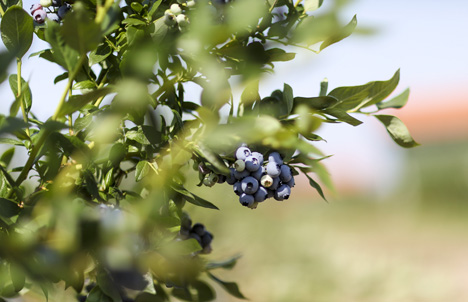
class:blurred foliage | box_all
[0,0,417,301]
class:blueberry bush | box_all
[0,0,418,300]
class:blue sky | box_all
[1,0,467,195]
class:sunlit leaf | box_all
[374,114,419,148]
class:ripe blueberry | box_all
[52,0,61,6]
[251,152,264,165]
[191,223,205,236]
[286,176,295,188]
[254,186,268,202]
[239,193,254,207]
[244,155,260,172]
[226,168,237,185]
[57,4,71,19]
[274,184,291,201]
[233,181,243,196]
[251,165,265,180]
[268,152,283,165]
[279,165,292,183]
[233,169,249,180]
[269,176,280,190]
[241,176,259,195]
[217,174,226,184]
[266,161,281,178]
[201,232,213,246]
[235,146,251,161]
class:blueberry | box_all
[217,174,226,184]
[239,193,254,207]
[189,232,202,245]
[235,146,251,161]
[234,159,245,172]
[201,232,213,246]
[286,176,295,188]
[57,4,71,19]
[203,173,218,187]
[202,244,212,254]
[254,186,268,202]
[244,155,261,172]
[260,174,274,188]
[241,176,259,194]
[233,169,249,180]
[274,184,291,201]
[251,152,264,165]
[51,0,61,6]
[30,3,43,14]
[226,168,237,185]
[191,223,205,236]
[279,165,292,183]
[248,201,259,209]
[251,166,265,180]
[233,181,243,196]
[269,176,280,190]
[267,189,275,199]
[268,152,283,165]
[33,9,47,23]
[266,161,281,178]
[181,214,192,231]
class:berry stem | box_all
[17,59,31,138]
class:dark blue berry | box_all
[239,193,254,207]
[279,165,292,183]
[241,176,259,194]
[254,186,268,202]
[266,161,281,178]
[268,152,283,165]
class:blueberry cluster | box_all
[226,147,295,209]
[164,3,192,32]
[179,215,213,254]
[30,0,71,24]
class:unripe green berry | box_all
[186,0,196,7]
[170,3,182,15]
[234,159,245,172]
[260,175,274,188]
[176,14,189,27]
[40,0,52,7]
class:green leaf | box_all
[283,83,294,115]
[97,269,123,302]
[328,69,400,111]
[302,170,326,200]
[0,198,21,223]
[73,80,96,90]
[89,42,112,66]
[61,2,102,54]
[376,88,410,110]
[83,170,99,199]
[9,263,25,292]
[207,273,246,300]
[192,144,229,175]
[320,15,357,51]
[293,96,339,110]
[8,74,32,116]
[147,0,162,21]
[126,130,151,145]
[191,281,215,302]
[171,288,192,302]
[303,0,324,11]
[205,255,241,270]
[171,186,219,210]
[0,6,34,59]
[159,238,202,256]
[135,160,151,182]
[374,115,419,148]
[58,86,115,117]
[87,286,114,302]
[44,20,80,72]
[322,107,362,126]
[0,147,15,168]
[266,48,296,62]
[0,51,16,83]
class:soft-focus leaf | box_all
[44,20,80,71]
[9,263,25,292]
[0,147,15,168]
[159,238,202,256]
[328,69,400,111]
[61,2,102,53]
[192,280,215,302]
[320,15,357,51]
[135,160,151,182]
[205,255,241,270]
[207,273,246,299]
[58,86,115,117]
[374,114,419,148]
[304,0,324,11]
[97,269,123,302]
[0,6,34,59]
[87,286,113,302]
[283,84,294,115]
[377,88,410,110]
[9,74,32,115]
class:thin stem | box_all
[95,0,115,24]
[52,55,86,120]
[17,59,30,137]
[269,0,279,12]
[93,74,108,107]
[294,0,302,8]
